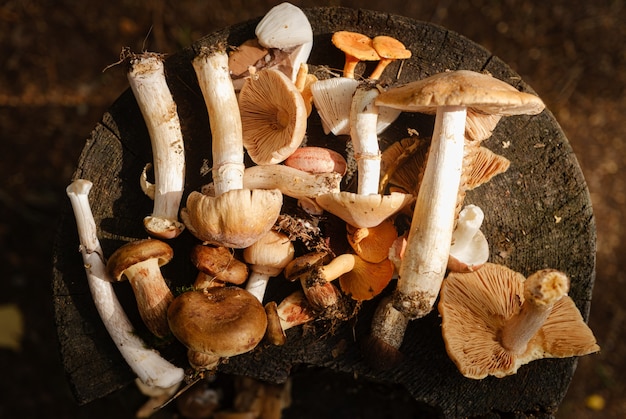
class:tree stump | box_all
[52,7,596,418]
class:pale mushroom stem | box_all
[394,105,467,317]
[501,269,569,355]
[351,84,382,195]
[127,53,186,239]
[192,47,245,196]
[246,271,272,302]
[450,204,484,250]
[66,179,184,389]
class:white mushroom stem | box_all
[127,53,186,238]
[395,105,467,318]
[242,164,342,200]
[66,179,184,389]
[450,204,484,252]
[350,84,381,195]
[501,269,569,355]
[193,47,244,196]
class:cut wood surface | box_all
[52,7,595,418]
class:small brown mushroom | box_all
[105,238,175,338]
[438,263,600,379]
[190,244,249,289]
[331,31,380,79]
[369,35,412,80]
[167,287,268,371]
[264,290,316,346]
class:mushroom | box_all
[284,146,348,176]
[331,31,380,79]
[338,255,394,301]
[183,46,282,248]
[65,179,184,389]
[447,204,489,272]
[316,83,413,228]
[438,263,600,379]
[243,229,295,303]
[105,238,175,338]
[346,218,398,264]
[373,70,545,320]
[369,35,412,80]
[190,244,249,289]
[264,290,317,346]
[167,286,268,371]
[126,52,186,239]
[254,2,313,82]
[238,68,308,165]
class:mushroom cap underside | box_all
[438,263,600,379]
[375,70,545,116]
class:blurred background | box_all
[0,0,624,417]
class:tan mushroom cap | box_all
[239,68,307,165]
[106,238,173,282]
[181,189,283,249]
[375,69,546,116]
[316,191,414,228]
[167,287,267,359]
[331,31,380,78]
[438,263,600,379]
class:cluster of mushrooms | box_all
[65,2,600,416]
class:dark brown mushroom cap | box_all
[375,70,546,116]
[106,238,173,282]
[167,287,267,358]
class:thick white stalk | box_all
[127,53,186,239]
[66,179,184,389]
[242,164,341,199]
[193,48,244,196]
[245,271,271,303]
[350,85,381,195]
[395,105,467,318]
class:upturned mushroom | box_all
[438,263,600,379]
[106,238,176,338]
[316,83,413,228]
[183,46,282,248]
[244,229,295,302]
[238,68,308,165]
[66,179,184,389]
[447,204,489,272]
[374,70,545,318]
[126,52,186,239]
[167,286,268,371]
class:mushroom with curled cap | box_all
[438,263,600,379]
[368,70,546,359]
[264,290,317,346]
[331,31,380,79]
[183,46,283,249]
[105,238,175,338]
[167,286,268,372]
[190,244,249,289]
[447,204,489,273]
[238,67,308,165]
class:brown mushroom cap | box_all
[190,244,249,286]
[316,191,414,228]
[106,238,173,282]
[167,287,267,358]
[181,189,283,249]
[238,68,307,165]
[438,263,600,379]
[375,70,546,116]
